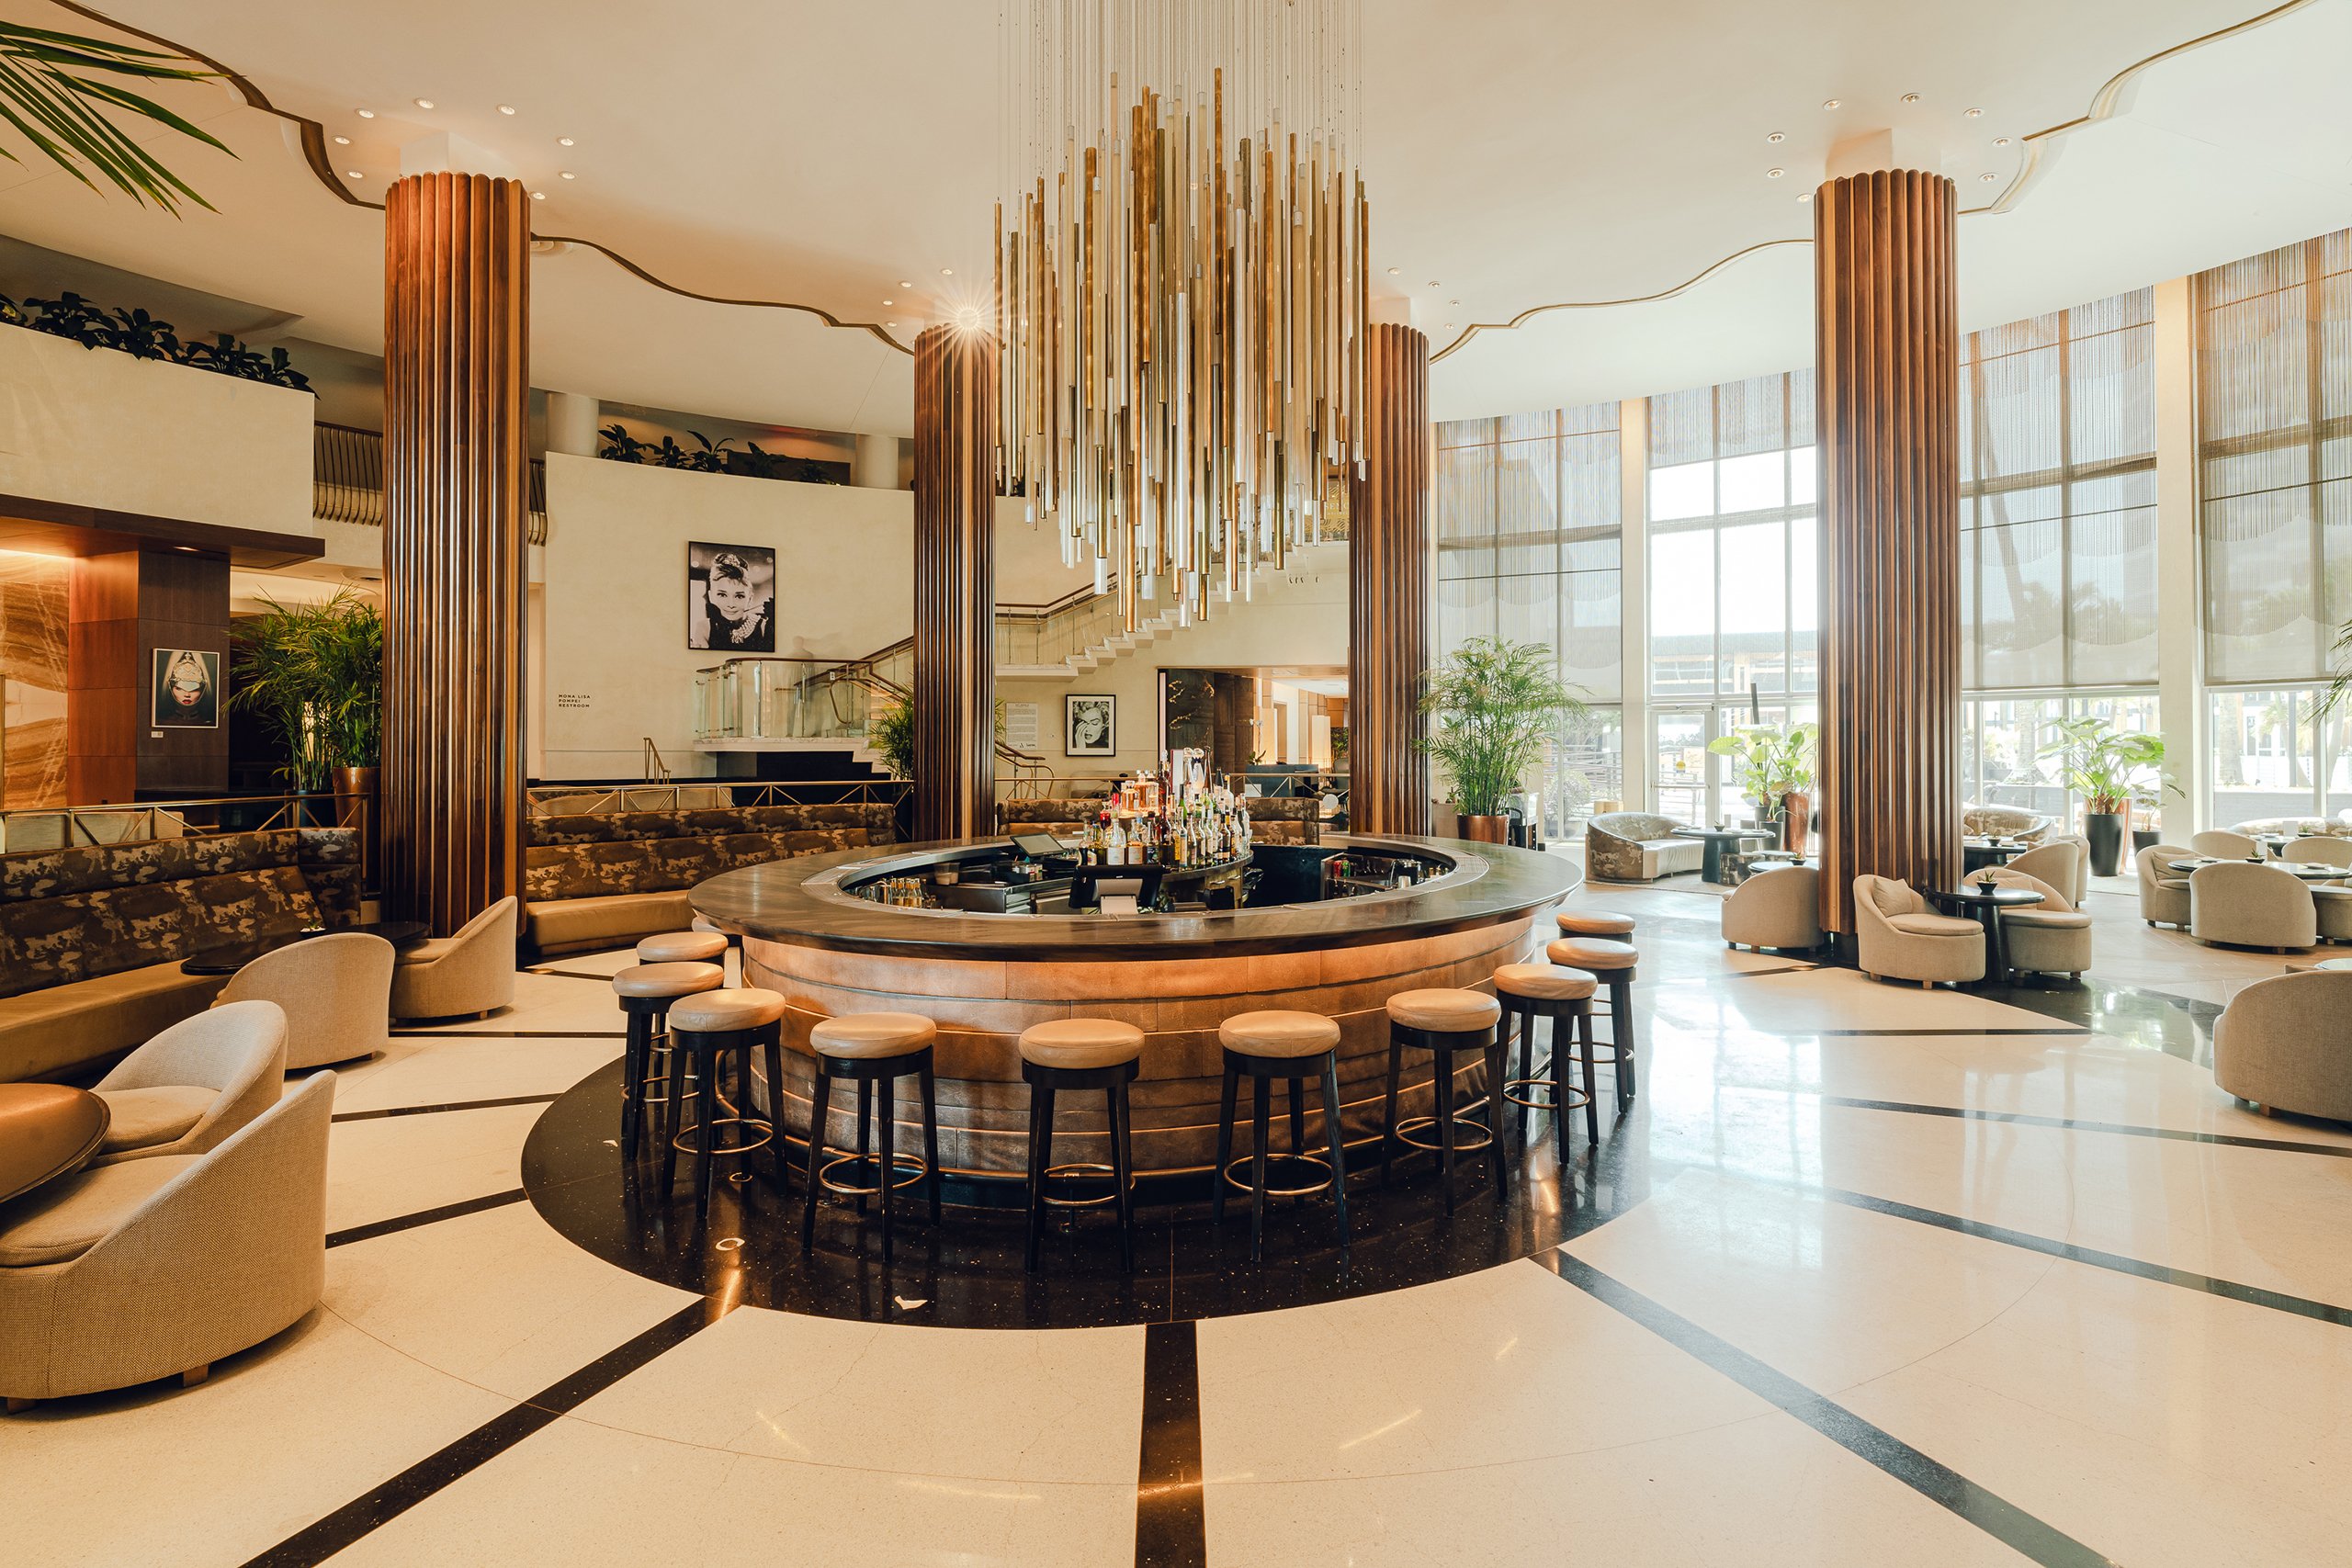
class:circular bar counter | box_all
[690,834,1579,1183]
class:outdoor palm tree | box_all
[0,21,230,213]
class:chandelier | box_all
[995,0,1370,631]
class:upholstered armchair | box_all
[2007,839,2087,906]
[390,897,517,1021]
[2191,829,2262,860]
[1973,868,2091,979]
[1584,812,1703,883]
[1722,865,1824,953]
[1852,875,1985,987]
[1961,806,2055,843]
[2213,972,2352,1120]
[2285,836,2352,868]
[2189,862,2317,951]
[88,1001,286,1168]
[2137,843,2193,929]
[0,1072,333,1408]
[217,931,394,1069]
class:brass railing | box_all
[313,422,548,544]
[0,792,368,855]
[526,779,912,816]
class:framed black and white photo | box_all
[1065,694,1115,757]
[152,648,220,728]
[686,541,776,652]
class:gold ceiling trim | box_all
[51,2,916,357]
[1430,0,2320,365]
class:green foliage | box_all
[872,699,914,780]
[1706,723,1816,816]
[0,22,232,213]
[595,421,845,483]
[1418,637,1589,818]
[228,589,383,791]
[2,291,311,389]
[2036,716,2166,816]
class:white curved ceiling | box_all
[0,0,2344,434]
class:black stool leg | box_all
[919,1061,943,1224]
[1612,976,1638,1102]
[1379,1034,1405,1186]
[1485,1029,1509,1205]
[1319,1053,1349,1248]
[1249,1072,1272,1263]
[1552,1009,1572,1164]
[1212,1062,1238,1224]
[621,1010,652,1159]
[763,1032,788,1190]
[1580,1010,1602,1142]
[1512,1003,1535,1146]
[692,1043,718,1213]
[1436,1049,1458,1215]
[877,1072,897,1263]
[1109,1077,1135,1274]
[1025,1077,1055,1271]
[854,1077,874,1214]
[801,1063,831,1247]
[1286,1074,1306,1156]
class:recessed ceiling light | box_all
[1901,93,1920,105]
[1448,299,1459,306]
[558,136,574,147]
[1964,107,1984,118]
[333,135,350,145]
[559,170,576,179]
[1798,192,1813,203]
[345,169,363,179]
[498,104,516,116]
[356,108,375,118]
[1822,98,1840,110]
[898,279,911,288]
[1767,167,1785,178]
[1994,136,2012,147]
[1766,131,1785,144]
[1981,172,1998,182]
[531,190,546,200]
[883,298,894,306]
[1443,322,1453,330]
[413,98,435,109]
[941,266,954,276]
[1386,266,1399,276]
[1427,280,1439,288]
[886,321,898,328]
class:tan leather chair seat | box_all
[638,931,729,964]
[808,1010,934,1058]
[1019,1018,1147,1070]
[93,1085,218,1156]
[1218,1010,1341,1057]
[1493,964,1599,1002]
[0,1085,112,1205]
[1886,912,1981,938]
[1555,909,1635,937]
[1386,987,1501,1032]
[671,987,789,1034]
[0,1153,194,1267]
[1548,936,1637,970]
[612,962,725,999]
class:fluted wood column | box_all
[912,326,997,841]
[1349,323,1433,836]
[382,172,529,933]
[1815,169,1962,935]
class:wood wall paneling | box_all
[65,550,137,802]
[381,172,530,933]
[1813,169,1962,934]
[911,325,998,841]
[1348,323,1434,836]
[135,549,230,797]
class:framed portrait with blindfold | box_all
[153,648,220,728]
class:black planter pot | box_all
[2131,828,2160,853]
[2085,812,2125,878]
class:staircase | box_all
[1000,544,1346,680]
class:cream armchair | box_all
[0,1072,333,1408]
[1852,875,1985,987]
[2189,862,2317,952]
[1723,865,1825,953]
[2007,839,2087,906]
[2285,836,2352,868]
[88,1001,287,1168]
[390,896,517,1021]
[2191,829,2262,860]
[2213,972,2352,1120]
[217,932,394,1069]
[2137,843,2193,929]
[1973,868,2091,979]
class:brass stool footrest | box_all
[669,1114,773,1157]
[630,1066,699,1110]
[1219,1151,1336,1199]
[1503,1070,1594,1113]
[1040,1161,1130,1210]
[1392,1113,1496,1155]
[817,1151,930,1197]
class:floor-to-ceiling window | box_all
[1644,372,1817,825]
[1434,403,1623,835]
[1957,288,2162,829]
[2198,229,2352,827]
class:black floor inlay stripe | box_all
[526,967,622,981]
[1809,1026,2094,1036]
[388,1029,627,1039]
[1136,1320,1207,1568]
[239,1298,730,1567]
[1818,1186,2352,1327]
[334,1093,564,1123]
[325,1189,528,1248]
[1537,1251,2119,1568]
[1823,1095,2352,1158]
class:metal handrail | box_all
[526,778,911,815]
[313,422,549,545]
[0,792,368,855]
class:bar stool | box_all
[1555,908,1635,940]
[638,930,728,966]
[800,1012,943,1262]
[1379,988,1506,1213]
[1018,1018,1145,1273]
[613,961,723,1160]
[1549,936,1640,1111]
[1213,1010,1349,1262]
[1493,963,1600,1155]
[661,987,786,1213]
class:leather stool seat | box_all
[1019,1018,1146,1070]
[1555,909,1635,937]
[670,987,786,1032]
[613,961,724,999]
[638,931,729,964]
[1549,936,1637,970]
[1218,1010,1341,1057]
[809,1010,936,1059]
[1493,963,1599,1001]
[1385,988,1501,1032]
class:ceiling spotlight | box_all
[1766,130,1785,144]
[1822,98,1840,110]
[559,170,576,179]
[1443,322,1453,330]
[883,298,894,306]
[1798,191,1813,203]
[1964,107,1984,118]
[941,266,954,276]
[333,134,350,145]
[1981,172,1998,182]
[1448,299,1460,306]
[1901,93,1920,105]
[1767,167,1785,178]
[498,104,516,116]
[1427,279,1439,288]
[1385,266,1399,276]
[531,190,546,200]
[558,136,575,147]
[1994,136,2012,147]
[345,169,363,179]
[886,321,898,328]
[356,108,375,118]
[898,279,912,288]
[413,98,435,109]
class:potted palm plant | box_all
[229,591,384,851]
[1419,637,1588,843]
[1706,723,1817,851]
[2037,717,2166,877]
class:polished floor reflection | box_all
[8,874,2350,1566]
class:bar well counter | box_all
[690,833,1580,1183]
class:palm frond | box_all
[0,21,231,215]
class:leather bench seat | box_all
[0,963,226,1083]
[526,892,695,955]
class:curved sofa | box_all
[1585,812,1703,883]
[2214,972,2352,1120]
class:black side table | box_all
[1927,886,2043,984]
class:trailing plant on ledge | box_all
[597,421,844,483]
[0,289,311,390]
